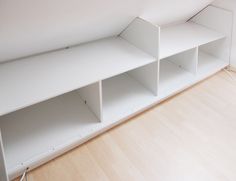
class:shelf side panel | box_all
[127,62,158,96]
[120,17,160,58]
[190,5,233,63]
[163,48,198,74]
[0,130,9,181]
[78,82,103,121]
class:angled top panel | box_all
[120,18,160,58]
[0,131,8,181]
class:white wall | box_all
[212,0,236,68]
[0,0,213,62]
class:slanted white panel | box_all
[160,22,225,59]
[128,62,158,95]
[0,37,155,116]
[0,131,8,181]
[164,48,198,74]
[120,17,160,58]
[198,51,228,76]
[191,5,233,62]
[78,82,103,121]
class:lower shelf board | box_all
[102,73,156,122]
[0,91,100,178]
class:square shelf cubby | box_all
[0,82,102,179]
[102,62,158,122]
[198,38,229,76]
[159,48,198,96]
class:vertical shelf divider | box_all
[120,17,161,95]
[0,129,8,181]
[78,81,103,122]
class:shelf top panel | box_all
[0,37,155,116]
[160,22,226,59]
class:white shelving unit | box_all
[0,5,233,181]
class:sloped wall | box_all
[0,0,213,62]
[212,0,236,68]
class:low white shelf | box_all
[0,5,233,181]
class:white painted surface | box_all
[159,60,195,95]
[212,0,236,67]
[160,22,225,59]
[128,62,159,95]
[0,37,155,116]
[102,73,155,122]
[120,18,160,58]
[0,0,214,62]
[166,48,198,74]
[191,5,233,63]
[78,82,103,121]
[0,131,8,181]
[199,38,229,62]
[0,57,228,180]
[0,5,232,180]
[0,91,99,178]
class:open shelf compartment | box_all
[159,48,198,96]
[102,62,158,122]
[0,82,102,179]
[197,38,229,77]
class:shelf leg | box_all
[0,129,9,181]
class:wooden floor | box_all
[16,70,236,181]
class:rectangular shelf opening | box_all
[159,49,197,96]
[198,38,229,76]
[0,84,102,179]
[102,63,158,122]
